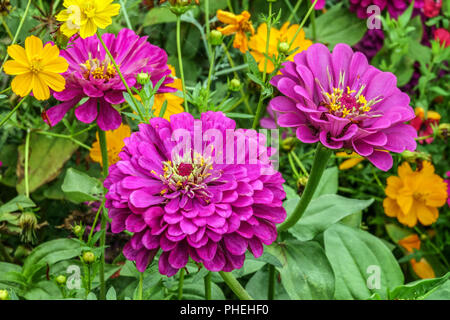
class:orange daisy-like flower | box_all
[398,234,435,279]
[3,36,68,100]
[90,123,131,167]
[216,10,255,54]
[384,161,448,227]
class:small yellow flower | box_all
[383,161,448,227]
[398,234,435,279]
[90,123,131,167]
[248,22,312,73]
[3,36,68,100]
[336,152,364,170]
[216,10,255,54]
[153,65,184,120]
[56,0,120,39]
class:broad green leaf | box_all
[23,281,63,300]
[22,239,82,279]
[181,283,225,300]
[289,194,373,241]
[16,133,78,194]
[424,280,450,300]
[245,268,289,300]
[389,272,450,300]
[268,240,335,300]
[324,224,404,299]
[0,195,35,215]
[61,168,103,203]
[312,166,338,199]
[143,7,178,25]
[308,3,366,48]
[385,223,412,243]
[106,287,117,300]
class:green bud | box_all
[0,290,9,301]
[277,41,290,54]
[401,150,431,163]
[56,275,67,285]
[73,225,83,236]
[228,78,241,92]
[136,72,150,85]
[297,176,308,195]
[19,211,37,244]
[438,123,449,139]
[281,137,296,152]
[209,30,223,46]
[82,251,95,264]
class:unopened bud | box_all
[278,41,290,54]
[401,150,432,163]
[209,30,223,46]
[281,137,296,151]
[0,290,9,300]
[136,72,150,85]
[56,275,67,285]
[19,211,37,244]
[297,176,309,195]
[73,225,83,236]
[438,123,449,139]
[228,78,241,92]
[82,251,95,264]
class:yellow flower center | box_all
[82,1,97,18]
[323,86,370,119]
[29,56,43,73]
[80,58,117,81]
[413,192,426,202]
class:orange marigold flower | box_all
[248,22,312,73]
[90,123,131,167]
[383,161,448,227]
[398,234,435,279]
[216,10,254,54]
[3,36,68,100]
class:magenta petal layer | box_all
[104,111,286,276]
[46,29,174,131]
[269,43,417,171]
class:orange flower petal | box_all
[11,72,33,97]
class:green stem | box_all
[0,96,28,128]
[0,87,11,95]
[204,0,212,58]
[252,2,272,129]
[288,0,317,51]
[287,0,303,23]
[138,271,144,300]
[288,153,300,179]
[178,268,185,300]
[176,16,189,113]
[268,264,275,300]
[0,0,32,74]
[311,8,316,41]
[291,151,308,176]
[118,0,133,29]
[97,127,109,300]
[204,272,212,300]
[219,271,253,300]
[97,32,144,121]
[278,144,332,232]
[204,48,215,111]
[1,18,13,40]
[24,129,31,198]
[87,198,106,243]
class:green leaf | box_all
[312,166,338,199]
[181,282,225,300]
[424,280,450,300]
[23,281,63,300]
[143,7,178,26]
[61,168,103,203]
[308,3,366,48]
[324,224,404,299]
[0,195,35,215]
[289,194,374,241]
[22,239,82,279]
[16,133,79,194]
[268,240,335,300]
[106,287,117,300]
[389,272,450,300]
[245,268,289,300]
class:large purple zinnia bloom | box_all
[269,43,417,171]
[104,111,286,276]
[45,29,174,131]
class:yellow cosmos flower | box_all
[248,22,313,73]
[384,161,448,227]
[90,123,131,167]
[398,234,435,279]
[216,10,255,54]
[153,65,184,120]
[336,152,364,170]
[3,36,68,100]
[56,0,120,39]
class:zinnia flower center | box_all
[80,57,117,81]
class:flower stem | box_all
[176,16,189,113]
[252,1,273,129]
[268,264,275,300]
[204,0,212,59]
[204,272,212,300]
[311,8,316,41]
[278,143,332,232]
[286,0,302,22]
[87,198,106,243]
[137,271,144,300]
[97,126,109,300]
[24,129,31,198]
[118,0,133,30]
[219,271,253,300]
[1,17,13,40]
[288,0,317,51]
[96,31,145,121]
[178,268,185,300]
[0,95,28,128]
[0,0,32,74]
[204,48,215,111]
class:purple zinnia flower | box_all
[350,0,424,19]
[353,29,385,61]
[269,43,417,171]
[45,29,174,131]
[104,111,286,276]
[311,0,326,10]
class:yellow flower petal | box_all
[31,74,50,100]
[3,60,29,75]
[25,36,43,62]
[216,10,239,25]
[217,25,239,36]
[11,73,33,97]
[411,259,435,279]
[7,44,29,65]
[39,72,66,92]
[383,197,400,218]
[398,234,421,253]
[80,18,97,38]
[385,176,403,198]
[339,157,364,170]
[416,202,438,226]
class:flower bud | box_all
[0,290,9,301]
[19,211,37,244]
[438,123,449,140]
[297,176,308,195]
[136,72,150,85]
[278,41,290,55]
[0,1,12,17]
[82,251,95,264]
[228,78,241,92]
[401,150,432,163]
[209,30,223,46]
[73,225,83,236]
[55,275,67,285]
[281,137,296,152]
